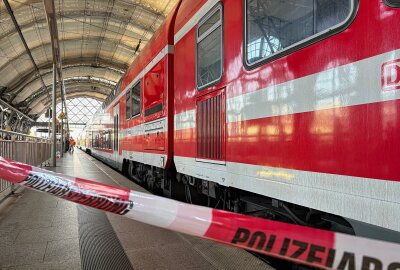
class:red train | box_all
[81,0,400,240]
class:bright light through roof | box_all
[36,97,102,138]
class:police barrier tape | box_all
[0,157,399,270]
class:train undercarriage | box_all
[119,156,400,244]
[122,158,355,235]
[119,158,358,269]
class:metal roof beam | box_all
[0,99,34,122]
[6,63,123,99]
[22,0,165,20]
[20,77,114,107]
[6,65,123,103]
[4,57,126,94]
[0,13,152,41]
[2,0,50,104]
[0,37,139,74]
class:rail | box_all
[0,130,56,201]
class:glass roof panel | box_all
[37,97,102,124]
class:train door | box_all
[195,3,226,163]
[113,104,120,168]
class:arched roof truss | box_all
[0,0,178,119]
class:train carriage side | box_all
[89,2,181,193]
[173,0,400,235]
[86,106,115,165]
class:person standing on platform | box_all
[65,137,69,153]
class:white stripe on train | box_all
[120,117,168,138]
[91,148,168,169]
[174,48,400,131]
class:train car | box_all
[83,0,400,240]
[86,2,178,177]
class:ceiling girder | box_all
[8,64,121,103]
[4,57,126,95]
[0,36,140,75]
[0,98,34,122]
[2,0,50,104]
[0,13,151,43]
[21,77,114,109]
[20,0,164,19]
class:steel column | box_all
[51,64,57,166]
[61,90,64,157]
[5,111,15,130]
[0,111,4,130]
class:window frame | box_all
[243,0,359,69]
[196,3,224,91]
[385,0,400,7]
[131,80,142,118]
[126,89,131,120]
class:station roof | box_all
[0,0,178,119]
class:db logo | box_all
[382,59,400,91]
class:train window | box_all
[114,115,119,151]
[107,131,112,149]
[94,134,99,148]
[131,81,141,117]
[245,0,355,66]
[102,131,111,150]
[126,90,131,120]
[196,4,223,90]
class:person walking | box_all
[69,137,75,153]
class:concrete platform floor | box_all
[0,151,274,270]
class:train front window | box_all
[245,0,354,66]
[197,5,223,90]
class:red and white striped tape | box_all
[0,157,399,270]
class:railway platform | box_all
[0,150,273,270]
